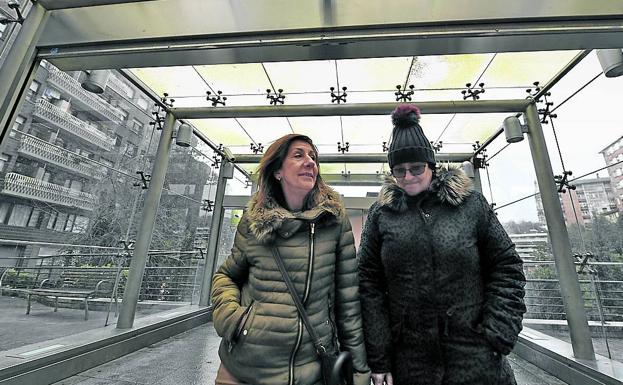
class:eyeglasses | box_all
[391,164,427,178]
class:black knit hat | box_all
[388,104,436,169]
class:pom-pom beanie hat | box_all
[388,104,436,169]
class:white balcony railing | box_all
[1,173,97,211]
[18,136,107,179]
[46,66,125,123]
[33,99,114,151]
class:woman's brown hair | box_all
[255,134,325,210]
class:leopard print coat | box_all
[358,167,526,385]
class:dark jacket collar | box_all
[378,167,473,212]
[246,183,344,244]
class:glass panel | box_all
[479,51,581,88]
[336,57,413,91]
[408,54,494,89]
[130,66,207,98]
[290,116,342,145]
[194,63,271,96]
[237,117,293,145]
[263,60,336,93]
[190,118,251,146]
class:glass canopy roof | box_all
[130,50,581,174]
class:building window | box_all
[27,208,41,227]
[47,211,58,229]
[54,213,68,232]
[125,143,138,157]
[10,115,26,137]
[26,81,41,101]
[73,216,89,233]
[0,202,10,224]
[65,214,75,232]
[118,108,129,122]
[0,153,11,172]
[137,95,150,111]
[7,205,32,227]
[130,119,143,134]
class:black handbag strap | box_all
[271,246,327,356]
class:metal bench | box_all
[26,269,118,320]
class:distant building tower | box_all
[600,135,623,212]
[534,181,546,225]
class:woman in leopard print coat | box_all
[358,104,526,385]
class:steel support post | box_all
[472,167,483,194]
[0,3,48,141]
[524,103,595,360]
[199,160,234,307]
[117,113,175,329]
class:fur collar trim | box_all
[378,167,473,212]
[246,183,343,244]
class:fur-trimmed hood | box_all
[246,183,344,244]
[378,167,473,212]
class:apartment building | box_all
[600,135,623,211]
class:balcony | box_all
[17,136,107,180]
[33,99,114,151]
[46,66,125,123]
[107,75,134,99]
[0,173,97,211]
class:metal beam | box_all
[198,160,234,307]
[117,112,175,329]
[33,0,623,70]
[524,102,595,360]
[172,100,530,120]
[38,0,155,10]
[0,3,48,142]
[233,153,472,164]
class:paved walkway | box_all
[50,324,569,385]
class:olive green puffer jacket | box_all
[212,184,370,385]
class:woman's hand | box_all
[371,372,393,385]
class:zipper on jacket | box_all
[287,222,316,385]
[288,318,303,385]
[302,222,315,304]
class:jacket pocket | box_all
[228,300,255,352]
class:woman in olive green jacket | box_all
[211,134,370,385]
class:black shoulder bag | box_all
[271,246,353,385]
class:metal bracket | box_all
[201,199,214,212]
[431,141,443,153]
[395,84,415,102]
[266,88,285,105]
[554,170,576,193]
[133,171,151,189]
[206,90,227,107]
[337,141,349,154]
[330,86,348,104]
[461,82,486,100]
[250,143,264,154]
[0,1,25,25]
[574,252,596,274]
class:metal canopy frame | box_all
[0,0,610,357]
